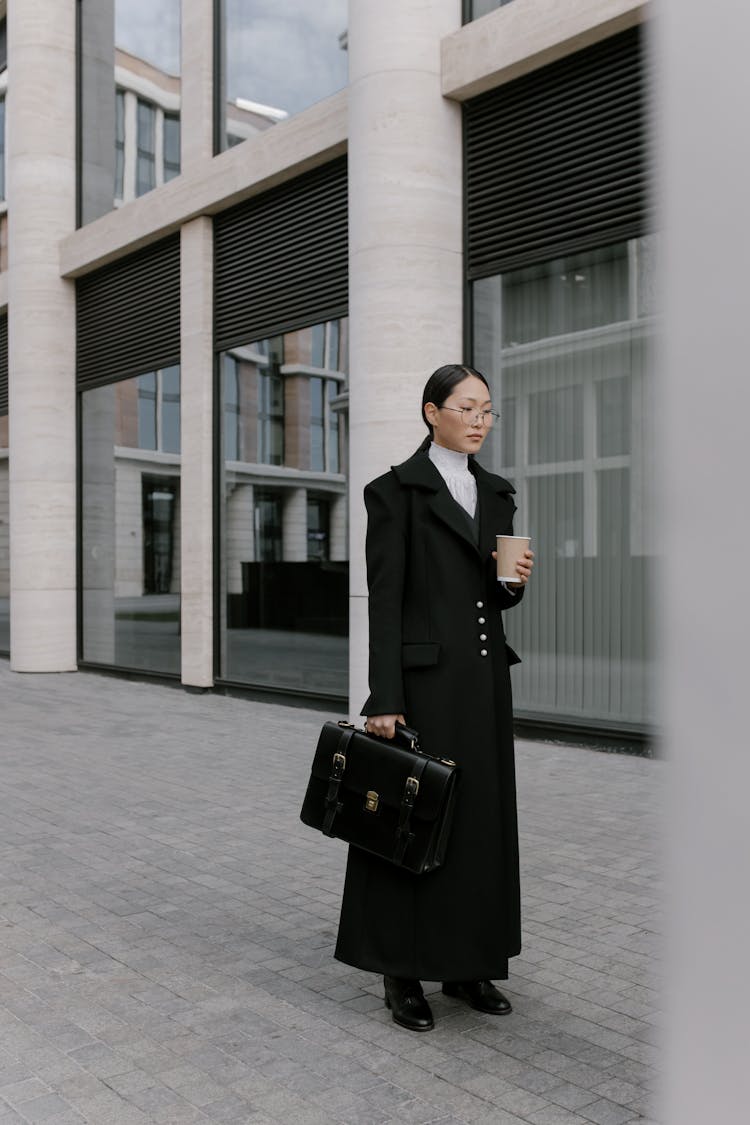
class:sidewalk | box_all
[0,663,662,1125]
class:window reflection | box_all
[1,16,6,257]
[79,0,181,224]
[0,411,8,654]
[467,0,516,21]
[474,238,656,728]
[219,318,349,697]
[218,0,348,152]
[81,368,181,674]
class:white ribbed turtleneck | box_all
[428,442,477,518]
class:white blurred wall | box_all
[659,3,750,1121]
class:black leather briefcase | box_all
[300,721,459,875]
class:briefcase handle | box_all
[341,719,420,752]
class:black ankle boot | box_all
[384,976,434,1031]
[442,979,512,1014]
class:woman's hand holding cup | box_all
[493,539,535,586]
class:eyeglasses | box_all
[439,406,500,426]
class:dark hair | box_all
[421,364,491,435]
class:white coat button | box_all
[476,601,484,608]
[480,634,487,641]
[478,617,486,625]
[480,649,488,657]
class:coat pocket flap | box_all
[505,643,522,666]
[402,642,440,669]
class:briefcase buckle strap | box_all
[322,733,353,836]
[393,763,428,864]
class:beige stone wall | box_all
[8,0,77,671]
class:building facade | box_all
[0,0,653,743]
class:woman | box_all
[335,364,534,1031]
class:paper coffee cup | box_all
[496,535,531,583]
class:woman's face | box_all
[425,375,494,455]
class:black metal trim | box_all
[75,660,345,712]
[213,0,226,156]
[461,105,473,367]
[513,712,655,757]
[0,312,8,416]
[214,157,348,352]
[465,27,646,279]
[77,234,181,389]
[75,0,83,230]
[213,677,347,712]
[77,660,182,686]
[212,349,222,681]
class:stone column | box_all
[7,1,77,671]
[347,0,463,715]
[180,217,214,687]
[282,488,308,562]
[181,0,215,172]
[330,492,348,563]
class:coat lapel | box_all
[392,447,515,557]
[474,461,517,559]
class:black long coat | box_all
[335,446,525,981]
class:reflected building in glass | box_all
[2,0,654,745]
[219,320,349,695]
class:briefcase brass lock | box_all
[365,790,379,812]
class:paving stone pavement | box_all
[0,663,663,1125]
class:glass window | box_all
[528,385,584,464]
[255,491,282,562]
[163,112,181,182]
[136,369,180,453]
[596,375,631,456]
[328,380,340,474]
[473,238,656,730]
[137,372,157,450]
[161,365,181,453]
[310,377,325,471]
[114,90,125,200]
[80,371,181,675]
[218,318,349,698]
[79,0,181,224]
[136,99,156,197]
[0,96,5,202]
[224,356,240,461]
[0,411,8,655]
[217,0,348,152]
[307,497,330,562]
[327,320,340,370]
[311,324,326,369]
[466,0,516,21]
[258,371,284,466]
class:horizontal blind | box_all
[77,234,181,390]
[0,313,7,416]
[214,157,348,352]
[466,27,647,278]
